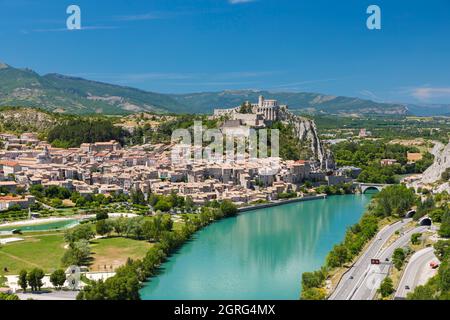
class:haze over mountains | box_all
[0,62,447,116]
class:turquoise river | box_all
[140,194,373,300]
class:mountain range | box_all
[0,62,446,116]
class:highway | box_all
[395,247,438,299]
[350,225,428,300]
[329,219,412,300]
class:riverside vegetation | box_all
[300,185,417,300]
[76,200,238,300]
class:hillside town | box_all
[0,98,352,213]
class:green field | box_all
[0,233,66,274]
[0,233,154,275]
[90,237,152,272]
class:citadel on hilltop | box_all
[213,95,288,127]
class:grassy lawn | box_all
[0,233,66,275]
[90,237,152,272]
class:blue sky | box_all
[0,0,449,104]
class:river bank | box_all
[238,194,327,213]
[140,194,372,300]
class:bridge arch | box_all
[361,185,383,194]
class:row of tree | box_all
[95,215,173,241]
[76,201,238,300]
[29,183,130,209]
[315,183,354,195]
[17,268,66,292]
[47,118,126,148]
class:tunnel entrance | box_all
[419,218,432,226]
[405,210,416,218]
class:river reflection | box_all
[141,194,372,300]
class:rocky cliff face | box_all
[279,110,334,170]
[420,141,450,184]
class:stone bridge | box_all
[355,183,390,194]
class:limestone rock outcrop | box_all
[421,141,450,184]
[279,110,334,170]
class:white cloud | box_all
[24,26,119,33]
[69,70,275,86]
[114,12,167,22]
[411,87,450,101]
[272,78,340,89]
[229,0,258,4]
[359,89,383,102]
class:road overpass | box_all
[329,219,411,300]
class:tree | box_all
[302,269,326,289]
[379,277,394,298]
[50,198,63,208]
[411,233,422,245]
[393,248,406,270]
[131,188,146,205]
[96,211,109,221]
[64,224,95,243]
[0,293,20,300]
[407,284,437,300]
[27,268,44,291]
[76,279,108,300]
[47,118,126,148]
[326,244,348,268]
[219,200,238,217]
[373,185,416,217]
[147,193,159,207]
[301,287,327,300]
[96,219,113,236]
[113,217,127,236]
[18,270,28,292]
[75,196,87,207]
[185,196,195,212]
[434,240,450,260]
[124,217,145,240]
[102,274,141,300]
[77,271,140,300]
[154,199,171,212]
[29,184,44,198]
[239,102,252,114]
[439,210,450,238]
[438,257,450,292]
[61,240,91,267]
[441,168,450,181]
[50,269,66,290]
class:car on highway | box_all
[430,261,439,269]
